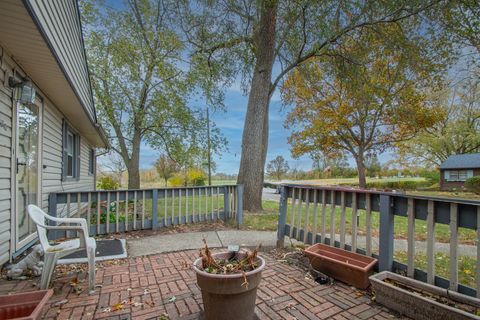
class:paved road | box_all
[262,187,281,202]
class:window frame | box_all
[62,120,80,181]
[445,169,473,182]
[88,148,95,176]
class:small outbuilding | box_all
[439,153,480,190]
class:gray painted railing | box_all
[48,185,243,238]
[276,184,480,298]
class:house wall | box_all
[0,43,96,264]
[440,169,480,190]
[25,0,96,122]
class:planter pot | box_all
[370,271,480,320]
[193,252,266,320]
[305,243,377,289]
[0,289,53,320]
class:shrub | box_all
[465,176,480,194]
[187,168,206,186]
[97,175,120,190]
[169,173,186,187]
[417,169,440,184]
[168,169,207,186]
[90,201,126,224]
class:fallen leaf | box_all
[112,303,123,311]
[168,296,176,303]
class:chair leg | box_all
[87,247,96,294]
[40,253,57,290]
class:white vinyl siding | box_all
[444,170,474,182]
[41,100,95,218]
[25,0,96,121]
[0,47,13,264]
[0,43,96,264]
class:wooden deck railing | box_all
[48,185,243,238]
[276,184,480,298]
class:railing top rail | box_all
[52,184,241,195]
[280,183,480,206]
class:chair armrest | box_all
[46,216,90,240]
[47,216,88,230]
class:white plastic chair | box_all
[27,205,96,293]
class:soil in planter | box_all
[383,278,480,316]
[198,239,261,287]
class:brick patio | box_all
[0,250,406,320]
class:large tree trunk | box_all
[126,132,141,189]
[355,154,367,189]
[237,1,277,212]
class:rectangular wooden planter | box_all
[304,243,377,289]
[0,289,53,320]
[370,271,480,320]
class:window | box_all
[88,149,95,175]
[62,121,80,180]
[66,131,75,177]
[445,170,473,182]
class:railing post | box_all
[223,186,230,221]
[277,186,288,248]
[48,193,59,240]
[236,184,244,228]
[379,194,394,271]
[152,189,158,230]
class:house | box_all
[439,153,480,190]
[0,0,108,265]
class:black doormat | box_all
[58,239,126,264]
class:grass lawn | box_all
[407,190,480,200]
[269,177,426,185]
[141,179,237,189]
[90,193,227,224]
[394,251,476,289]
[242,200,476,245]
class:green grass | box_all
[407,190,480,200]
[241,200,476,245]
[394,251,476,288]
[89,193,227,224]
[275,177,426,185]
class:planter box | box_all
[0,289,53,320]
[193,252,265,320]
[370,271,480,320]
[305,243,377,289]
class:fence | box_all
[276,184,480,298]
[48,185,243,238]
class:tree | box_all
[439,0,480,53]
[154,155,180,186]
[81,0,218,189]
[98,152,127,187]
[179,0,446,210]
[266,156,290,181]
[365,155,382,178]
[282,25,445,187]
[398,79,480,166]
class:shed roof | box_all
[439,153,480,169]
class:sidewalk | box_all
[126,230,477,257]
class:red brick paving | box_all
[0,250,406,319]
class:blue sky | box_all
[138,85,314,174]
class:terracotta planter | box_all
[193,252,266,320]
[0,289,53,320]
[305,243,377,289]
[370,271,480,320]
